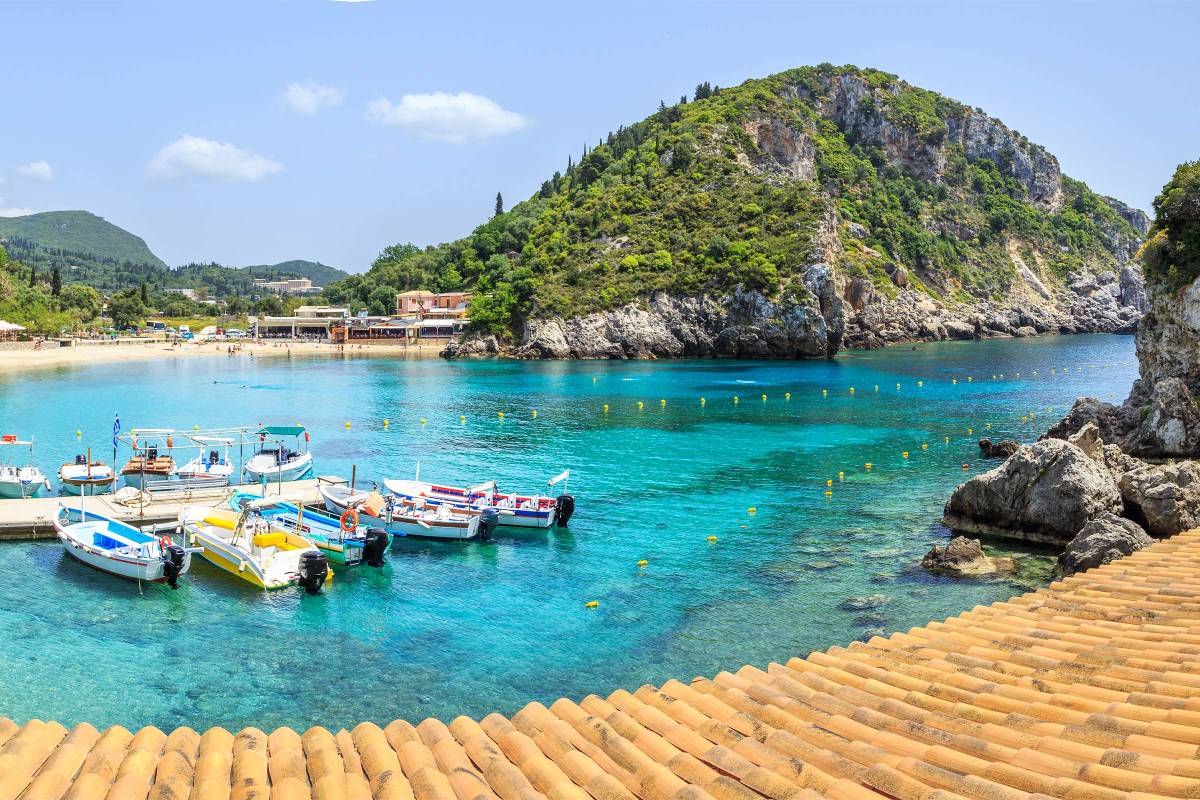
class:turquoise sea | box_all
[0,335,1136,731]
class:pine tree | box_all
[139,281,148,304]
[494,192,504,218]
[51,265,62,296]
[694,82,713,101]
[28,266,36,287]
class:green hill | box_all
[326,63,1148,352]
[0,210,165,269]
[240,260,347,286]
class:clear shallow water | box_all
[0,335,1136,730]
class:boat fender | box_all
[363,527,388,567]
[162,544,186,589]
[478,508,499,541]
[298,550,328,594]
[554,494,575,528]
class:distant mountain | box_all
[238,260,347,286]
[0,210,166,269]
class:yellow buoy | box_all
[785,392,791,400]
[896,383,901,390]
[660,399,666,407]
[838,471,844,480]
[999,373,1004,379]
[921,443,928,450]
[823,490,833,496]
[700,397,706,406]
[75,430,82,437]
[193,425,199,431]
[821,389,827,397]
[967,376,973,382]
[992,374,997,379]
[944,436,950,443]
[637,559,648,568]
[967,427,973,435]
[603,404,609,413]
[585,600,599,609]
[985,422,991,429]
[592,376,597,383]
[707,535,718,542]
[637,401,644,409]
[532,409,538,418]
[460,415,466,423]
[826,479,833,487]
[747,506,757,513]
[420,418,426,425]
[733,396,740,404]
[917,381,924,387]
[761,393,767,401]
[849,387,855,394]
[874,385,879,392]
[345,421,351,429]
[498,411,504,419]
[864,462,873,470]
[951,378,957,384]
[902,451,909,458]
[1015,372,1020,378]
[383,419,390,427]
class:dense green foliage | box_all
[0,244,106,333]
[1141,160,1200,291]
[328,64,1142,339]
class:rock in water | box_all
[943,439,1122,545]
[920,536,1011,576]
[1117,461,1200,536]
[1056,514,1154,577]
[978,438,1019,458]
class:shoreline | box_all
[0,340,445,372]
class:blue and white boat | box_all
[243,426,314,484]
[225,490,388,566]
[175,436,237,487]
[54,505,199,587]
[381,469,575,529]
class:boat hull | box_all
[59,478,116,497]
[180,506,325,590]
[226,492,367,565]
[320,486,477,540]
[0,481,41,499]
[55,506,192,584]
[243,451,313,483]
[383,479,557,528]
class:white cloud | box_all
[366,92,527,143]
[148,135,282,182]
[282,82,345,115]
[0,198,32,217]
[14,160,54,182]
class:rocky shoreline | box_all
[444,265,1148,360]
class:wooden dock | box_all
[0,474,349,540]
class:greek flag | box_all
[112,414,121,448]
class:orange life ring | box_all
[340,508,359,532]
[159,536,173,551]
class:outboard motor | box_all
[208,449,220,465]
[298,550,329,594]
[555,495,575,528]
[363,527,389,567]
[147,447,158,460]
[478,508,499,541]
[75,454,87,465]
[162,544,186,589]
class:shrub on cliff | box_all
[1141,160,1200,291]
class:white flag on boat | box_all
[547,469,570,487]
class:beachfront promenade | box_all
[3,530,1200,800]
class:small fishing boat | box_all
[320,484,498,541]
[54,505,199,587]
[225,491,389,566]
[175,436,236,486]
[180,497,332,591]
[382,469,575,529]
[120,429,175,489]
[0,435,51,499]
[59,455,116,496]
[243,426,314,484]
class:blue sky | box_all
[2,1,1196,273]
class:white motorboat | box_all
[119,429,176,489]
[320,484,497,541]
[382,469,575,529]
[243,426,314,484]
[175,436,236,486]
[59,455,116,496]
[180,496,331,591]
[55,505,199,587]
[0,435,50,499]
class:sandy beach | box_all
[0,340,446,372]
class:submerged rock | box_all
[943,439,1122,545]
[920,536,1013,577]
[839,594,889,611]
[978,438,1019,459]
[1118,461,1200,536]
[1056,514,1154,577]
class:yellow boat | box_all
[179,497,333,591]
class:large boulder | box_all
[1056,514,1154,577]
[1122,377,1200,457]
[978,438,1019,459]
[943,439,1122,545]
[1067,422,1104,461]
[920,536,1012,577]
[1118,461,1200,536]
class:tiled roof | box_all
[5,529,1200,800]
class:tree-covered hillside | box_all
[326,64,1145,335]
[0,211,166,269]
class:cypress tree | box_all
[494,192,504,218]
[28,266,36,287]
[51,265,62,296]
